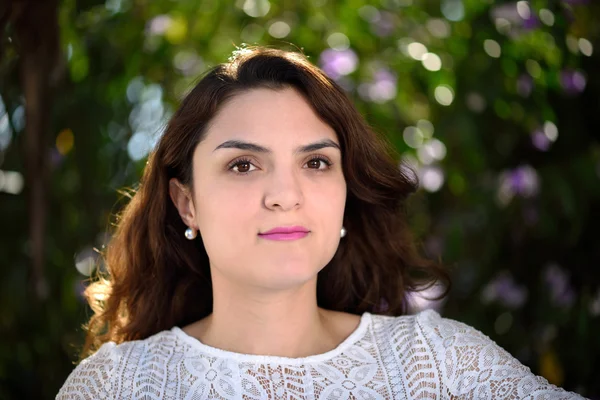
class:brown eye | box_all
[236,162,251,173]
[305,157,331,170]
[307,159,321,169]
[229,159,257,174]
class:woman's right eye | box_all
[229,159,257,174]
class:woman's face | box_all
[189,87,346,290]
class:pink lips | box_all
[258,226,310,241]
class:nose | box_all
[263,167,304,211]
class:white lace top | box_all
[57,309,586,399]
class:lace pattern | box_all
[57,310,587,399]
[418,310,583,400]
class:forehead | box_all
[201,87,338,146]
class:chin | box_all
[264,258,319,281]
[261,273,318,291]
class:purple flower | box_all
[531,129,551,151]
[560,69,587,95]
[146,15,172,36]
[481,272,528,309]
[358,67,397,103]
[497,165,540,206]
[517,74,534,97]
[50,147,64,168]
[522,14,540,30]
[319,48,359,80]
[489,2,539,31]
[509,165,539,197]
[374,68,395,83]
[544,263,575,309]
[370,11,396,37]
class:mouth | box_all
[258,226,310,241]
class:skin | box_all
[169,87,361,358]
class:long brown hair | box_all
[82,45,450,359]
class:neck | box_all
[185,275,346,358]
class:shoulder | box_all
[368,308,450,345]
[56,329,185,399]
[56,341,124,399]
[375,309,585,399]
[369,309,494,362]
[412,308,493,346]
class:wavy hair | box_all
[81,45,450,359]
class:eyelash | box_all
[227,155,333,175]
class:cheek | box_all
[194,181,260,252]
[312,175,346,215]
[305,176,346,244]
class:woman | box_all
[57,46,585,399]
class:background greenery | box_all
[1,0,599,398]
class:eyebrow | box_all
[213,139,341,154]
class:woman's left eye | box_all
[305,157,332,170]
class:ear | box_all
[169,178,197,228]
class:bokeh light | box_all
[241,0,270,18]
[422,52,442,71]
[319,48,359,80]
[434,85,454,106]
[484,39,501,58]
[403,126,424,149]
[578,38,593,56]
[4,0,599,396]
[268,21,291,39]
[0,170,24,195]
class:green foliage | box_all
[1,0,599,398]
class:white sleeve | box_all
[56,342,119,400]
[417,309,588,399]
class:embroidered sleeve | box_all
[56,342,118,400]
[417,309,587,399]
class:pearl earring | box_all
[184,227,197,240]
[340,226,347,238]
